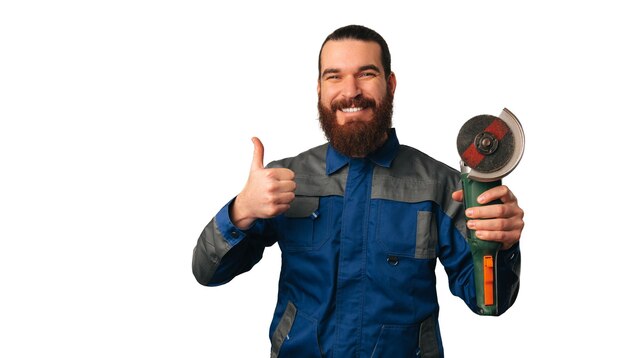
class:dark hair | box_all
[318,25,392,79]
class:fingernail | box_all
[477,195,486,204]
[467,221,476,229]
[475,231,483,238]
[466,209,474,217]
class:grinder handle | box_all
[461,173,502,316]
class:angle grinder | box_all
[456,108,525,316]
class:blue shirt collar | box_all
[326,128,400,175]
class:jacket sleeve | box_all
[437,198,521,316]
[494,243,521,314]
[192,199,276,286]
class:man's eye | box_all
[360,72,376,78]
[326,75,340,80]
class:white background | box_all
[1,1,624,357]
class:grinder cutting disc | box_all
[457,108,524,182]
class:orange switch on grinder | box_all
[483,256,494,306]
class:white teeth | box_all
[341,107,363,113]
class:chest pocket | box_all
[277,196,331,252]
[375,201,438,259]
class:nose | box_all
[341,76,362,99]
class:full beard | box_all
[318,90,394,158]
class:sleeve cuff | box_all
[215,198,261,247]
[499,242,520,265]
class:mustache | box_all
[330,96,376,112]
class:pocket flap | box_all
[284,196,319,218]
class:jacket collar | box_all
[326,128,400,175]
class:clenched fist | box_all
[230,137,296,229]
[451,185,524,250]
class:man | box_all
[193,25,523,357]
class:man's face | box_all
[318,39,396,157]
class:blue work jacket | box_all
[192,129,521,357]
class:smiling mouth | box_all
[341,107,364,113]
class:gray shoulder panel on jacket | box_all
[372,145,466,236]
[267,144,346,197]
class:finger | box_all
[467,217,523,232]
[477,185,516,204]
[451,189,463,202]
[265,179,296,194]
[466,203,519,219]
[274,179,297,193]
[265,168,296,181]
[250,137,265,171]
[274,191,296,205]
[474,229,521,250]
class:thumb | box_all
[250,137,265,170]
[451,189,464,202]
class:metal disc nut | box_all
[474,132,499,155]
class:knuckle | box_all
[264,169,277,179]
[276,168,294,179]
[262,193,274,205]
[266,181,278,192]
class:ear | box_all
[387,72,397,95]
[317,79,321,97]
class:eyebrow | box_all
[321,68,340,77]
[321,64,381,77]
[358,64,381,73]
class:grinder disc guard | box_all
[457,108,525,181]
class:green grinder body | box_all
[461,173,502,316]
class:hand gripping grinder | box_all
[456,108,525,316]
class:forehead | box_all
[320,39,382,72]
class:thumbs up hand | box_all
[230,137,296,229]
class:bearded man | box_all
[192,25,524,358]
